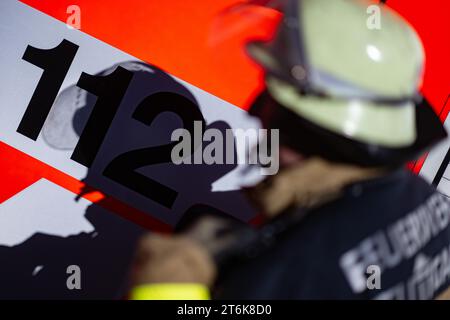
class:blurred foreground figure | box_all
[129,0,450,299]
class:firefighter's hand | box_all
[131,234,217,287]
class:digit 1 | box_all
[71,66,133,167]
[17,39,79,140]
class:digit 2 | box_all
[103,92,206,209]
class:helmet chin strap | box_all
[244,157,384,217]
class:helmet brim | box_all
[249,90,447,167]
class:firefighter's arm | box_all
[129,234,217,300]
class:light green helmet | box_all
[244,0,446,166]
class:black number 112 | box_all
[16,39,205,209]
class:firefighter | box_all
[129,0,450,299]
